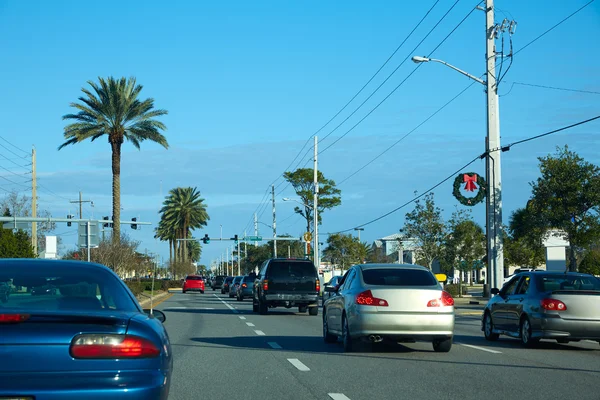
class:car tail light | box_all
[0,314,30,323]
[541,298,567,311]
[70,334,160,359]
[224,283,229,287]
[316,279,320,292]
[356,290,388,307]
[427,291,454,307]
[242,283,248,288]
[263,280,269,291]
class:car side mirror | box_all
[144,309,166,323]
[325,285,338,293]
[490,288,500,295]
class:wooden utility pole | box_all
[70,191,91,219]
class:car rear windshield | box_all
[0,261,138,313]
[268,261,316,279]
[186,276,202,280]
[225,277,234,283]
[536,275,600,292]
[361,268,438,286]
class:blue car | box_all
[0,259,173,399]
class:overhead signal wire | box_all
[330,114,600,234]
[318,0,480,155]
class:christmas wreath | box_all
[452,172,486,206]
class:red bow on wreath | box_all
[463,174,478,192]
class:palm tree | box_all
[154,219,176,266]
[59,76,168,241]
[187,240,202,263]
[159,187,209,262]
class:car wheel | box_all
[483,312,499,341]
[520,316,539,347]
[298,305,308,313]
[309,306,318,316]
[182,290,187,294]
[237,295,243,302]
[323,311,336,343]
[213,288,216,291]
[200,290,204,294]
[433,337,453,353]
[259,298,268,315]
[252,298,259,313]
[342,314,353,352]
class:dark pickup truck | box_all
[252,258,320,316]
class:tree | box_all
[77,234,140,277]
[402,192,446,269]
[0,190,57,252]
[579,249,600,276]
[187,240,202,263]
[283,168,341,234]
[240,243,272,274]
[322,233,365,271]
[503,207,545,269]
[0,228,36,258]
[60,76,169,241]
[527,146,600,271]
[441,209,486,295]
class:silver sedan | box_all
[482,271,600,346]
[322,263,455,352]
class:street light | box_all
[411,12,505,293]
[282,197,314,209]
[354,227,364,241]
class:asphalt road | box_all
[158,292,600,400]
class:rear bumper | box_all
[183,286,204,292]
[533,314,600,340]
[349,310,455,341]
[264,293,319,305]
[0,370,170,400]
[239,288,253,297]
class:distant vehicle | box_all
[229,276,243,298]
[252,258,320,315]
[212,275,226,290]
[483,271,600,347]
[221,277,234,294]
[322,275,343,302]
[31,284,58,296]
[323,263,455,353]
[236,276,254,301]
[182,275,205,294]
[0,258,172,399]
[503,268,542,284]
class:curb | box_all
[138,291,173,308]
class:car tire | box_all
[182,290,187,294]
[252,299,259,313]
[323,311,337,343]
[309,306,318,316]
[237,295,243,302]
[433,337,453,353]
[298,305,308,313]
[200,290,204,294]
[259,298,268,315]
[342,314,353,352]
[213,288,216,291]
[520,316,539,347]
[483,312,499,341]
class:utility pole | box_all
[254,213,258,247]
[272,184,277,258]
[237,239,241,275]
[485,0,504,292]
[31,148,37,255]
[313,136,319,270]
[354,228,364,241]
[70,191,91,219]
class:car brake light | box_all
[427,291,454,307]
[541,298,567,311]
[0,314,30,323]
[356,290,388,307]
[263,280,269,291]
[316,279,320,292]
[70,334,160,359]
[242,283,247,288]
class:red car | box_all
[183,275,205,294]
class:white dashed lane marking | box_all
[239,316,246,320]
[329,394,351,400]
[213,294,239,313]
[287,358,310,371]
[458,343,502,354]
[254,330,266,336]
[246,322,255,327]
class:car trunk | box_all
[551,290,600,320]
[0,311,134,373]
[368,287,451,313]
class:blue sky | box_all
[0,0,598,267]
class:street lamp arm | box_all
[429,58,486,85]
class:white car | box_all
[503,268,542,285]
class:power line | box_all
[506,81,600,95]
[0,136,29,157]
[513,0,595,57]
[37,184,70,202]
[331,115,600,234]
[318,0,479,155]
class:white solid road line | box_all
[267,342,282,349]
[254,330,266,336]
[287,358,310,372]
[458,343,502,354]
[246,322,255,327]
[329,394,351,400]
[239,316,246,320]
[213,294,239,313]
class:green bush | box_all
[161,280,182,291]
[125,281,144,296]
[444,283,468,297]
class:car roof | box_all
[0,258,114,273]
[356,263,431,271]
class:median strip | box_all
[287,358,310,371]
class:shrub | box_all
[444,283,468,297]
[125,281,144,296]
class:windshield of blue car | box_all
[0,263,138,313]
[361,268,438,286]
[536,274,600,292]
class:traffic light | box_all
[131,217,137,230]
[232,234,238,243]
[103,216,110,228]
[66,214,74,226]
[202,234,210,244]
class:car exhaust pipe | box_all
[368,335,383,343]
[285,301,292,308]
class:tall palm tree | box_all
[159,187,209,262]
[154,219,176,266]
[59,76,168,241]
